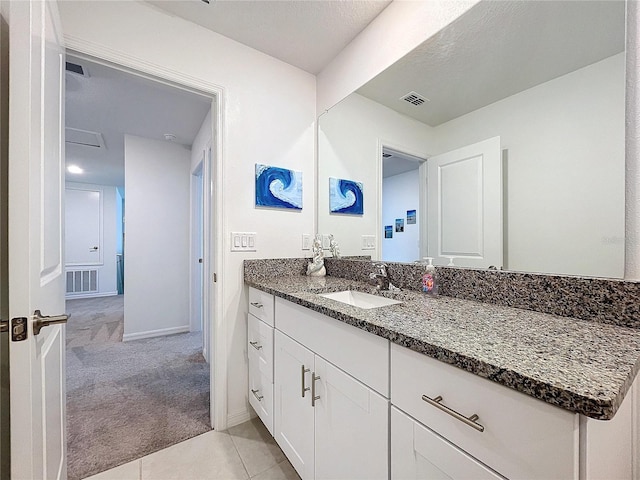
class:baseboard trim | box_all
[123,325,190,342]
[65,291,118,300]
[227,410,252,428]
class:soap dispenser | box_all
[421,257,438,295]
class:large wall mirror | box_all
[317,0,626,278]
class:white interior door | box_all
[8,1,67,479]
[65,187,102,265]
[427,137,502,268]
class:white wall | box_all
[382,170,420,263]
[59,0,316,426]
[433,53,625,278]
[65,182,118,298]
[318,93,432,256]
[123,135,191,340]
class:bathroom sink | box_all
[319,290,402,309]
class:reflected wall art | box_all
[255,164,302,210]
[329,177,363,215]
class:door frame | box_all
[64,42,226,430]
[376,140,428,261]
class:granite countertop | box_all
[245,275,640,420]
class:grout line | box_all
[139,459,142,480]
[228,431,252,480]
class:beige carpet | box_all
[66,295,211,480]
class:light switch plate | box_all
[362,235,376,250]
[231,232,257,251]
[302,234,311,250]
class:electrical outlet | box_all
[302,234,311,250]
[322,234,331,250]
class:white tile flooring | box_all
[84,418,300,480]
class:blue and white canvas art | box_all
[329,177,363,215]
[255,164,302,210]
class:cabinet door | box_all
[391,407,502,480]
[314,356,388,480]
[274,331,315,479]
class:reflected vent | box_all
[382,153,392,158]
[400,91,429,106]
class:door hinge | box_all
[213,273,217,283]
[10,317,28,342]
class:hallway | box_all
[66,296,210,479]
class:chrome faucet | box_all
[369,262,391,290]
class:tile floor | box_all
[84,418,300,480]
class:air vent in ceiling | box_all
[400,91,428,107]
[65,128,105,149]
[382,153,392,158]
[65,61,89,77]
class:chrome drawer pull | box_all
[250,302,264,308]
[311,373,321,407]
[251,389,264,401]
[421,395,485,433]
[249,341,263,350]
[301,365,310,397]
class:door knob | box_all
[33,310,69,335]
[89,246,98,252]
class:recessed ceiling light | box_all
[67,165,84,174]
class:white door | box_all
[8,1,67,479]
[314,356,388,480]
[391,407,502,480]
[274,331,315,479]
[65,188,102,265]
[427,137,502,268]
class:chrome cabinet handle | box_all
[250,302,263,308]
[421,395,485,432]
[33,310,69,335]
[249,341,262,350]
[311,372,321,407]
[251,389,263,401]
[301,365,310,397]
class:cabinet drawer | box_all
[249,368,273,435]
[391,344,577,480]
[248,314,274,383]
[249,287,275,327]
[391,407,502,480]
[276,297,389,396]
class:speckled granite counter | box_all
[244,273,640,420]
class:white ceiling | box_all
[357,0,625,127]
[65,55,212,187]
[382,148,422,178]
[145,0,392,74]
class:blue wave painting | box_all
[329,177,363,215]
[255,164,302,210]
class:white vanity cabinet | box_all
[247,287,275,434]
[273,298,389,480]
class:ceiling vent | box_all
[65,61,89,77]
[400,91,428,107]
[65,128,106,149]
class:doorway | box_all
[380,146,426,263]
[63,53,216,479]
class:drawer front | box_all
[249,287,275,327]
[276,297,389,396]
[391,407,502,480]
[248,314,274,383]
[249,367,273,435]
[391,344,577,479]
